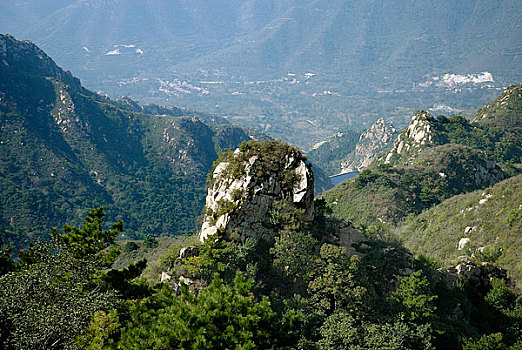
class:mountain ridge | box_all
[322,84,522,220]
[0,34,267,248]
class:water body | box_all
[329,171,359,186]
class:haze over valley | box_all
[2,0,521,147]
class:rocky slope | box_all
[0,34,264,247]
[321,85,521,227]
[395,174,522,288]
[379,85,522,168]
[380,111,443,165]
[307,130,360,176]
[308,118,397,177]
[474,84,522,127]
[341,118,397,173]
[322,144,506,226]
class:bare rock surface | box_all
[199,141,315,242]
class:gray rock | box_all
[439,261,509,289]
[341,118,397,173]
[160,271,172,283]
[179,246,199,260]
[382,111,442,164]
[199,143,315,243]
[458,237,471,250]
[336,220,364,252]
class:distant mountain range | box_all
[1,0,521,148]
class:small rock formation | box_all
[382,111,442,164]
[341,118,397,172]
[458,237,471,251]
[160,271,172,283]
[199,141,315,242]
[179,246,199,260]
[335,221,364,254]
[464,226,477,234]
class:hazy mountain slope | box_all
[395,175,522,288]
[341,118,397,173]
[307,130,360,176]
[308,117,397,176]
[180,0,522,81]
[0,34,261,248]
[1,0,288,74]
[1,0,520,148]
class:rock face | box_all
[341,118,397,173]
[179,246,199,260]
[382,111,442,164]
[199,141,315,242]
[334,220,366,255]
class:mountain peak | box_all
[0,34,80,89]
[382,111,441,165]
[340,118,397,172]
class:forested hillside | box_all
[0,34,265,248]
[395,175,522,288]
[1,142,520,349]
[321,84,521,287]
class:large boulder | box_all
[199,141,314,242]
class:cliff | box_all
[341,118,397,173]
[381,111,442,165]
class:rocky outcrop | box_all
[199,141,315,242]
[381,111,442,165]
[473,159,505,187]
[438,262,508,290]
[341,118,397,173]
[334,220,366,255]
